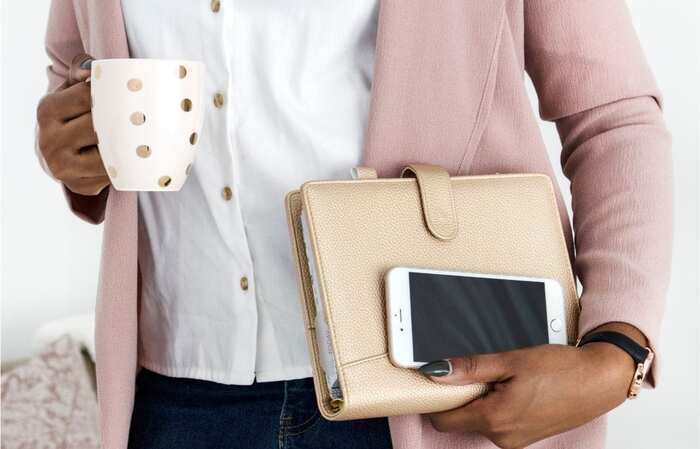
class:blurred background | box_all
[1,1,698,448]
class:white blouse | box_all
[121,0,378,384]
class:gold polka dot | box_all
[130,112,146,125]
[107,166,117,178]
[136,145,151,158]
[158,176,172,187]
[186,163,192,175]
[181,98,192,112]
[189,132,198,145]
[213,92,225,108]
[240,276,249,291]
[93,65,101,80]
[211,0,221,13]
[179,65,187,79]
[127,78,143,92]
[222,186,233,201]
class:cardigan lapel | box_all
[73,0,130,59]
[362,0,506,176]
[78,2,139,448]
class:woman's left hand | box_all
[421,340,638,449]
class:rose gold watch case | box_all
[628,348,654,399]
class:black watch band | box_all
[576,331,649,364]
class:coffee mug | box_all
[90,58,205,191]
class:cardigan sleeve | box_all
[524,0,673,386]
[38,0,108,225]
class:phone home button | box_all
[549,318,563,333]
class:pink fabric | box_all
[1,336,100,449]
[41,0,672,448]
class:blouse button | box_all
[240,276,249,291]
[222,186,233,201]
[211,0,221,13]
[213,92,225,108]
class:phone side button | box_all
[549,318,563,333]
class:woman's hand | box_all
[421,325,642,449]
[36,57,109,196]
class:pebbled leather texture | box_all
[400,164,459,241]
[285,165,579,421]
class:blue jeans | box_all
[128,369,393,449]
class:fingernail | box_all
[80,58,93,70]
[419,360,452,377]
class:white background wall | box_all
[1,1,697,448]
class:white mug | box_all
[90,58,205,191]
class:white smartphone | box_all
[385,267,567,369]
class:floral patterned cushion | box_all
[1,335,99,449]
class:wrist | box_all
[579,342,637,400]
[578,323,652,399]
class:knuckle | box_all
[47,161,65,180]
[47,153,71,180]
[460,355,478,376]
[37,134,51,155]
[36,96,51,123]
[69,82,91,109]
[44,152,59,173]
[37,126,59,153]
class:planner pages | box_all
[300,211,343,401]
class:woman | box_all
[35,1,672,449]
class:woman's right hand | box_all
[36,58,110,196]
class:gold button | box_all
[222,186,233,201]
[240,276,249,291]
[211,0,221,13]
[213,92,225,108]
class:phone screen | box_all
[409,272,548,362]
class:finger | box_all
[419,353,512,386]
[40,81,92,122]
[58,112,98,150]
[429,396,491,433]
[55,146,107,181]
[68,54,94,86]
[65,176,110,196]
[73,146,108,178]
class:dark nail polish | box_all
[419,360,452,377]
[80,58,93,70]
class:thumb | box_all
[419,353,512,386]
[68,53,95,86]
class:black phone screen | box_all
[409,271,549,362]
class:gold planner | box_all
[285,164,579,421]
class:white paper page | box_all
[300,211,343,400]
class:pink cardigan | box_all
[41,1,672,448]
